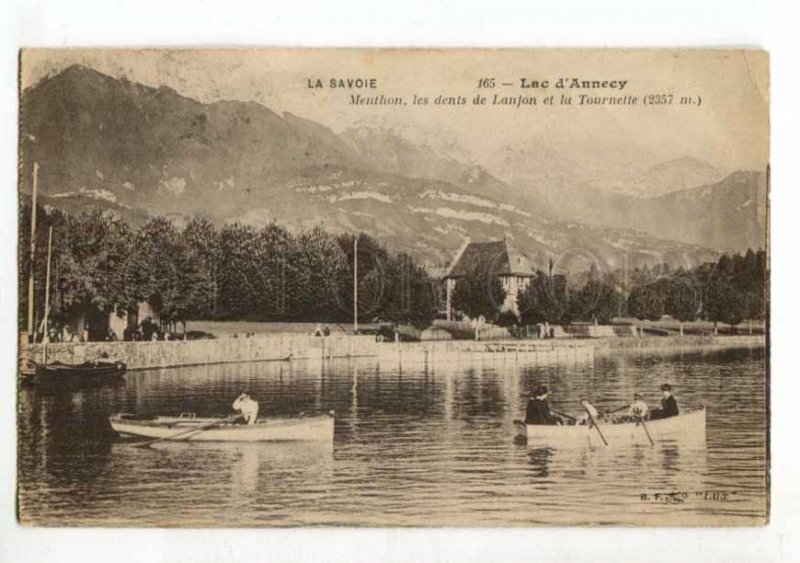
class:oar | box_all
[636,415,655,446]
[132,415,240,448]
[551,408,578,422]
[518,394,577,423]
[581,400,608,446]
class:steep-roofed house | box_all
[443,240,535,320]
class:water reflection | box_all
[527,447,553,478]
[18,347,766,526]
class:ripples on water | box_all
[18,347,767,526]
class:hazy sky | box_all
[21,49,769,177]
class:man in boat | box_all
[650,384,679,420]
[525,385,563,425]
[232,392,260,425]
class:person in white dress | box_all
[232,393,259,425]
[627,393,649,420]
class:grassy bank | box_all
[186,321,381,337]
[594,334,766,352]
[614,317,767,336]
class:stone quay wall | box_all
[20,333,765,374]
[22,334,383,371]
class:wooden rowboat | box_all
[514,408,706,446]
[109,412,335,442]
[34,360,126,386]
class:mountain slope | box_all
[633,156,723,197]
[481,139,765,251]
[19,65,723,270]
[340,126,555,217]
[645,170,768,251]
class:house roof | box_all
[445,240,535,278]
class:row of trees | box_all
[450,250,767,331]
[19,206,439,333]
[19,203,767,335]
[627,249,767,333]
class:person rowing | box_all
[525,385,564,426]
[232,392,259,425]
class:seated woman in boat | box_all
[525,385,563,425]
[232,392,260,425]
[649,384,679,420]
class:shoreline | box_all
[20,333,766,375]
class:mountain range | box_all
[19,65,765,274]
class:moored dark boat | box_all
[33,360,127,386]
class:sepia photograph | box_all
[16,49,769,527]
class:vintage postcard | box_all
[17,49,769,527]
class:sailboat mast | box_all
[42,227,53,363]
[353,237,358,334]
[27,163,39,343]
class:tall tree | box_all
[570,265,623,324]
[452,266,506,321]
[705,277,746,333]
[382,252,438,325]
[337,233,392,323]
[215,223,259,319]
[182,217,220,318]
[628,283,666,336]
[54,210,132,324]
[124,216,202,330]
[293,227,348,321]
[665,277,701,336]
[517,271,568,325]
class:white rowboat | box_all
[514,408,706,446]
[110,412,335,442]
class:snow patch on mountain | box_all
[160,176,186,196]
[328,191,393,204]
[420,190,532,218]
[410,206,510,226]
[51,187,119,204]
[296,185,333,194]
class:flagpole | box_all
[353,237,358,334]
[27,163,39,344]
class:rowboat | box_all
[34,360,127,386]
[514,408,706,446]
[109,412,335,442]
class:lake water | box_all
[17,346,768,527]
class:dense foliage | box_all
[19,204,767,336]
[517,271,569,325]
[513,250,767,330]
[450,265,507,320]
[19,206,439,332]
